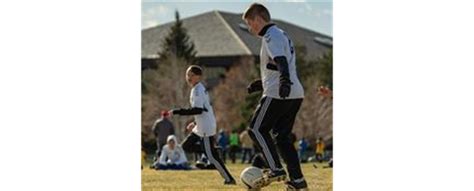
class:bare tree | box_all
[293,76,333,143]
[212,56,258,132]
[142,56,191,141]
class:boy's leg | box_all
[247,97,287,181]
[181,132,202,153]
[274,99,307,188]
[202,136,235,183]
[251,152,269,169]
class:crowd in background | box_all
[142,110,333,170]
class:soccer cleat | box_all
[265,169,287,183]
[224,179,237,185]
[255,169,287,188]
[285,179,308,191]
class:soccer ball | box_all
[240,166,265,189]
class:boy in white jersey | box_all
[243,3,308,190]
[168,65,236,185]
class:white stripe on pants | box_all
[252,97,278,170]
[203,136,231,181]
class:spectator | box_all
[315,137,325,163]
[217,129,229,163]
[228,130,240,164]
[240,129,253,164]
[152,111,175,158]
[298,137,308,162]
[154,135,190,170]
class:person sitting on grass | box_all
[154,135,191,170]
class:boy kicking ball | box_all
[243,3,308,190]
[168,65,236,185]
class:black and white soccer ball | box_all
[240,166,265,189]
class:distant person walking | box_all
[298,138,308,162]
[315,137,325,163]
[217,129,229,163]
[240,129,254,164]
[228,130,240,164]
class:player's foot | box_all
[224,179,236,185]
[263,169,287,185]
[285,179,308,191]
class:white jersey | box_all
[260,24,304,99]
[190,82,216,137]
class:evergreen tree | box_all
[158,10,197,64]
[314,49,333,89]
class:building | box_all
[142,10,332,86]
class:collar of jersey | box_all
[258,23,276,36]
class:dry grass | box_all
[142,162,332,191]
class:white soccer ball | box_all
[240,166,265,189]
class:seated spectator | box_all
[153,135,191,170]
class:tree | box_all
[142,56,190,142]
[142,10,198,144]
[314,49,333,89]
[211,56,259,132]
[295,45,333,89]
[158,10,197,64]
[291,45,333,143]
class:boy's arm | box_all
[171,107,207,116]
[171,86,207,116]
[264,32,292,99]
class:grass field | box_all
[142,162,332,191]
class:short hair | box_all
[188,65,202,76]
[242,3,271,22]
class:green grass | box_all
[142,162,332,191]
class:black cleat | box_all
[266,169,287,183]
[258,169,286,187]
[224,179,237,185]
[253,169,287,188]
[285,179,308,191]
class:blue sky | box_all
[142,0,333,36]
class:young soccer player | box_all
[243,3,307,190]
[168,65,236,185]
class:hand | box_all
[247,79,263,94]
[167,110,174,117]
[279,77,292,99]
[186,122,195,131]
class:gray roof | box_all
[142,10,332,61]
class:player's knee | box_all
[250,126,267,134]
